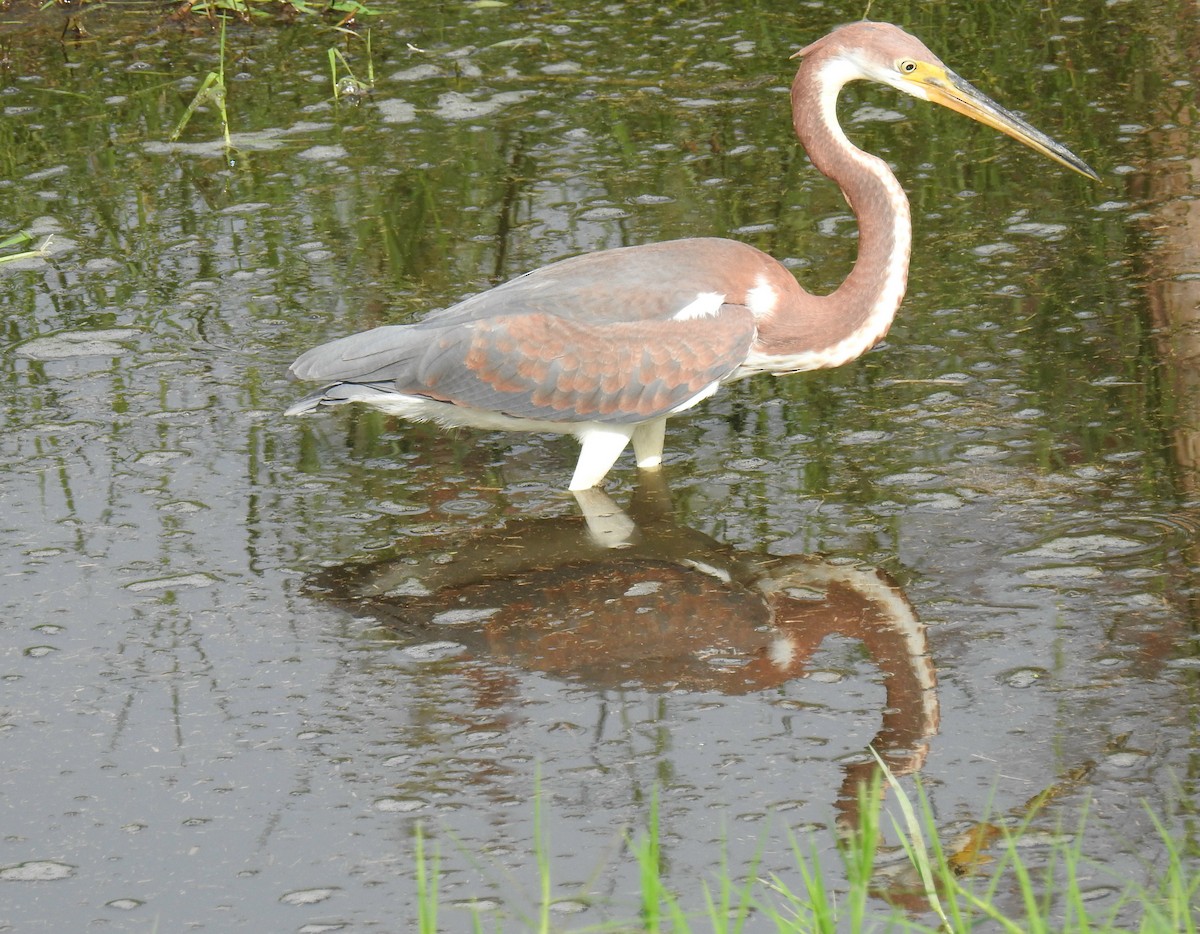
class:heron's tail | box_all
[284,382,398,416]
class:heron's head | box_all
[793,21,1099,180]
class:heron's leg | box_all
[631,417,667,470]
[570,426,634,490]
[572,488,636,548]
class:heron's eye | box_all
[899,60,918,74]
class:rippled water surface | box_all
[2,0,1198,930]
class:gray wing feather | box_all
[289,325,453,383]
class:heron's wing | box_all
[290,307,757,424]
[423,238,785,327]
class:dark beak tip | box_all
[1072,159,1101,182]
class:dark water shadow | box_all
[304,475,940,833]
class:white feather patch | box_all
[672,291,726,321]
[746,277,779,318]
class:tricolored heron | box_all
[286,21,1097,490]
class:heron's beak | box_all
[915,67,1099,180]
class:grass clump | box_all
[169,17,373,149]
[171,0,377,28]
[411,762,1200,933]
[328,31,374,101]
[26,0,377,27]
[170,15,233,148]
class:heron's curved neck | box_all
[752,56,912,370]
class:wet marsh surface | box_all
[2,0,1199,929]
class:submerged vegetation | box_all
[413,773,1200,933]
[170,0,377,27]
[0,0,379,27]
[0,230,53,265]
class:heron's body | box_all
[287,21,1096,490]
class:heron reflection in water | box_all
[286,21,1096,489]
[306,479,939,824]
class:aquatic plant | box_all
[28,0,377,26]
[328,29,374,100]
[173,0,378,27]
[0,230,53,265]
[410,766,1200,933]
[170,16,232,148]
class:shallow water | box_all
[1,0,1198,930]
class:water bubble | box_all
[390,64,443,82]
[999,667,1048,688]
[1017,534,1146,562]
[430,608,500,626]
[0,860,75,881]
[16,329,140,360]
[297,145,349,162]
[850,105,905,124]
[403,641,465,660]
[972,242,1018,257]
[1024,566,1104,581]
[373,797,426,812]
[280,887,339,905]
[435,90,536,121]
[126,573,217,593]
[579,206,629,221]
[450,898,500,912]
[1104,751,1147,769]
[1005,221,1068,240]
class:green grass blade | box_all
[870,748,950,929]
[534,768,551,933]
[415,821,439,934]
